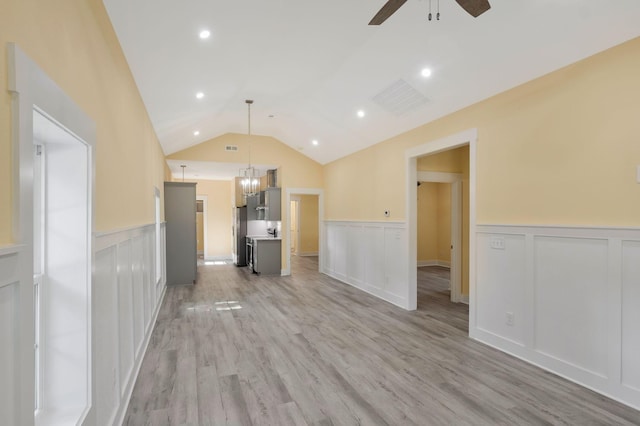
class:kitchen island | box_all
[247,236,281,275]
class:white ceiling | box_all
[103,0,640,166]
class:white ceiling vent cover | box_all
[225,145,239,151]
[372,79,429,116]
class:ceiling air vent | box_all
[372,78,429,116]
[225,145,239,152]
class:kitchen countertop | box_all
[247,235,282,241]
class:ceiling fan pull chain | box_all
[428,0,433,21]
[437,0,440,20]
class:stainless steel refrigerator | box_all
[233,206,248,266]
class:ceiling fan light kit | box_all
[369,0,490,25]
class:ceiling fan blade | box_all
[454,0,491,18]
[369,0,409,25]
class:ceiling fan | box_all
[369,0,491,25]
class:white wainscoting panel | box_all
[622,240,640,392]
[534,236,609,377]
[0,246,20,426]
[474,225,640,411]
[94,223,166,426]
[324,221,408,309]
[475,233,527,346]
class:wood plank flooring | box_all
[124,257,640,425]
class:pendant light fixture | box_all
[239,99,261,197]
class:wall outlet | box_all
[506,312,515,326]
[490,236,505,250]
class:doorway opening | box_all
[284,188,324,276]
[33,109,92,425]
[416,147,469,306]
[405,129,476,323]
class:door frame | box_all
[284,188,324,276]
[9,43,96,425]
[405,128,477,323]
[290,196,300,255]
[417,172,463,303]
[196,195,208,258]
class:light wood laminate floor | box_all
[124,257,640,425]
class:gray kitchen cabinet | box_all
[246,194,259,220]
[265,188,281,221]
[253,239,281,275]
[164,182,197,285]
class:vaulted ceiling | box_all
[104,0,640,166]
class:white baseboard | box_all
[297,251,319,257]
[417,259,450,268]
[460,294,469,305]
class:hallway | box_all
[124,257,639,425]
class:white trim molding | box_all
[473,224,640,411]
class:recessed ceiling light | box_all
[193,130,200,136]
[357,110,366,118]
[196,92,204,99]
[421,68,432,78]
[199,30,211,39]
[312,139,319,146]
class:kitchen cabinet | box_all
[264,188,281,221]
[252,238,281,275]
[246,194,259,220]
[164,182,197,285]
[247,188,280,221]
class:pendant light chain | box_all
[239,99,260,198]
[247,99,252,168]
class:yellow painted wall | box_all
[190,179,233,259]
[0,0,167,245]
[196,212,204,252]
[417,183,438,261]
[168,133,323,189]
[436,184,451,262]
[416,183,452,264]
[298,195,319,254]
[325,37,640,227]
